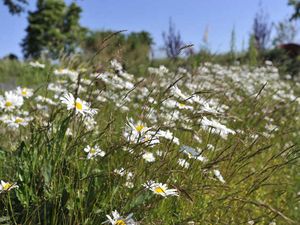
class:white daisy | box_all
[84,145,105,159]
[177,102,193,110]
[157,130,180,145]
[0,180,19,193]
[29,61,45,68]
[124,118,152,144]
[54,68,79,81]
[200,117,235,139]
[60,92,97,117]
[104,210,136,225]
[114,168,126,177]
[16,87,33,98]
[143,180,179,197]
[0,91,24,111]
[142,152,155,162]
[5,116,31,128]
[127,119,150,135]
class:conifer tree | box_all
[21,0,85,59]
[230,27,237,62]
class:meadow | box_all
[0,58,299,225]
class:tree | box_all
[21,0,85,59]
[63,2,87,54]
[229,26,237,62]
[2,0,28,15]
[252,7,272,51]
[162,19,184,59]
[125,31,153,65]
[289,0,300,20]
[82,30,153,66]
[273,19,297,45]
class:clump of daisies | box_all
[104,210,136,225]
[60,92,97,117]
[54,68,79,81]
[84,145,105,159]
[143,180,179,197]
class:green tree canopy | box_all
[2,0,28,15]
[289,0,300,20]
[21,0,86,59]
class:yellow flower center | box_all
[21,89,27,96]
[2,182,12,191]
[135,124,144,132]
[116,220,126,225]
[15,118,24,123]
[5,101,12,107]
[90,148,96,154]
[75,101,83,110]
[179,103,185,107]
[154,186,165,194]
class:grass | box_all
[0,59,299,225]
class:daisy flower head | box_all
[84,145,105,159]
[177,102,193,110]
[105,210,136,225]
[124,118,152,144]
[143,180,179,197]
[157,130,180,145]
[54,68,79,81]
[127,119,150,135]
[0,91,24,111]
[60,92,97,117]
[0,180,19,193]
[142,151,156,162]
[5,116,31,129]
[16,87,33,98]
[29,61,45,69]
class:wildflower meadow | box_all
[0,59,299,224]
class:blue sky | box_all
[0,0,295,58]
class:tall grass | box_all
[0,59,299,224]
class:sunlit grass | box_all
[0,59,299,224]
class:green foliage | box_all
[82,30,153,70]
[264,48,300,79]
[230,27,237,63]
[272,19,297,45]
[2,0,28,15]
[289,0,300,20]
[248,35,258,67]
[21,0,85,59]
[0,59,50,86]
[0,59,299,224]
